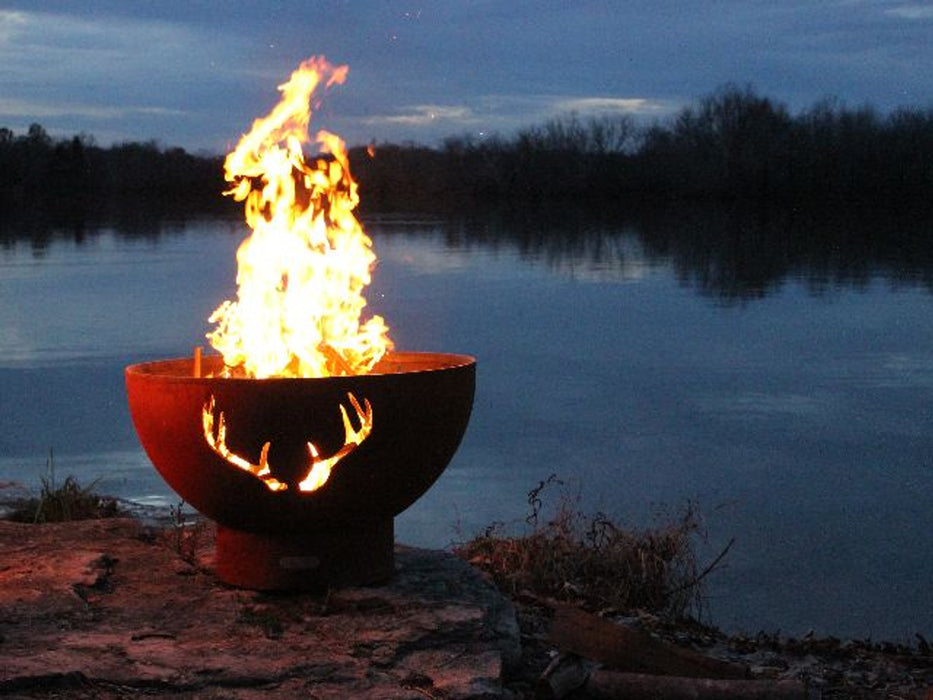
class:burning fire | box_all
[207,56,392,379]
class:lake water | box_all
[1,206,931,642]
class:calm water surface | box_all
[1,210,931,641]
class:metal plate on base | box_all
[215,518,394,590]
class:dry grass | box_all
[162,500,208,565]
[5,451,121,523]
[454,475,717,619]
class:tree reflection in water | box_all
[430,202,933,302]
[3,200,932,302]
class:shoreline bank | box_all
[1,493,931,698]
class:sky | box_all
[0,1,931,154]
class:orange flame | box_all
[207,56,392,378]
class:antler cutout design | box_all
[202,392,373,492]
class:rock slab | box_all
[0,518,520,699]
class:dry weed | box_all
[455,475,721,619]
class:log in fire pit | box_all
[126,351,474,589]
[125,56,476,589]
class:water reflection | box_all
[5,202,932,300]
[0,196,237,256]
[427,203,933,300]
[635,204,933,301]
[1,205,931,641]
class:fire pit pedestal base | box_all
[215,518,394,590]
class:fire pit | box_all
[126,351,474,589]
[125,57,476,589]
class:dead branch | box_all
[549,605,750,679]
[666,536,736,598]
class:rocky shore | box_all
[0,504,930,699]
[0,517,520,699]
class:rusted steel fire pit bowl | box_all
[126,351,475,590]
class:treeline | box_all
[3,85,933,217]
[351,85,933,208]
[0,124,229,221]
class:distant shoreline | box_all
[2,85,932,214]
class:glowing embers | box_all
[202,392,373,492]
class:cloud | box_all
[0,9,245,111]
[0,9,27,40]
[551,96,675,117]
[0,98,187,121]
[361,104,476,127]
[478,92,680,120]
[0,8,268,149]
[3,2,928,151]
[470,93,682,135]
[0,10,186,76]
[343,91,682,146]
[884,4,933,19]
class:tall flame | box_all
[207,56,392,378]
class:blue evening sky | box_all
[0,1,930,153]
